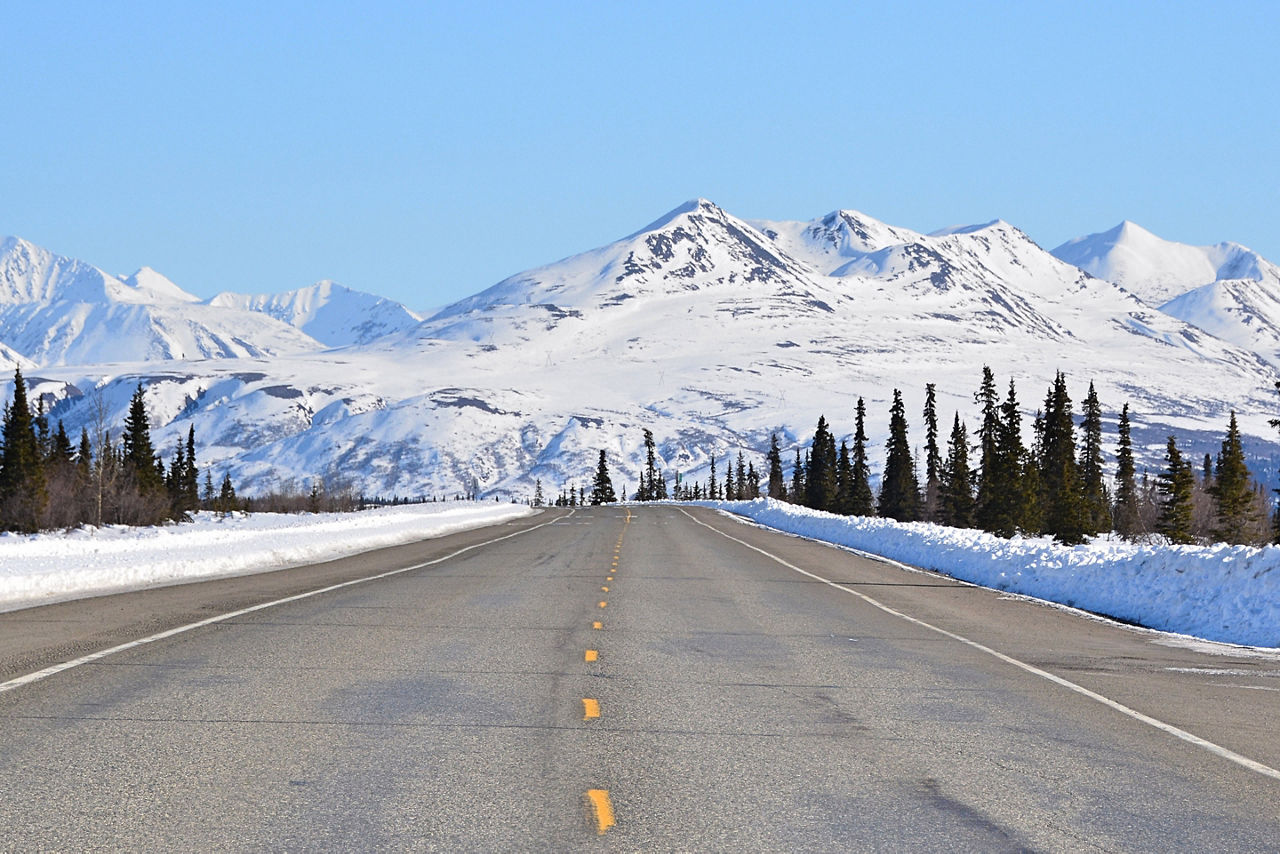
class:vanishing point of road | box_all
[0,506,1276,851]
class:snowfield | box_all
[0,502,537,613]
[705,499,1280,649]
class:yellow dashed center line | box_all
[601,586,609,592]
[585,649,598,662]
[582,698,600,720]
[599,601,607,608]
[592,621,603,630]
[586,789,615,835]
[607,576,613,581]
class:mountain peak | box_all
[1052,221,1275,307]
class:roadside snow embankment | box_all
[703,499,1279,648]
[0,502,538,613]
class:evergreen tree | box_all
[1078,382,1108,533]
[835,440,853,515]
[766,433,786,499]
[1210,411,1259,544]
[0,369,48,532]
[1156,436,1195,544]
[806,415,838,511]
[76,427,93,478]
[1113,403,1140,539]
[50,420,74,466]
[878,390,920,521]
[790,448,804,504]
[590,450,617,504]
[533,479,544,506]
[709,456,719,500]
[745,461,759,499]
[923,383,942,520]
[973,366,1001,531]
[640,429,658,501]
[724,456,735,501]
[183,426,199,514]
[940,413,974,528]
[735,452,747,502]
[1038,372,1088,544]
[218,473,238,514]
[122,384,163,496]
[849,397,874,516]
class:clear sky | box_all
[2,1,1277,312]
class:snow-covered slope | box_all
[1051,221,1270,306]
[13,200,1280,504]
[1053,222,1280,367]
[0,237,324,365]
[208,281,422,347]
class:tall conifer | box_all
[1078,382,1108,533]
[1210,411,1259,544]
[923,383,942,521]
[1038,372,1087,544]
[940,413,974,528]
[1113,403,1140,538]
[766,433,786,499]
[0,369,48,532]
[849,397,874,516]
[1156,436,1195,544]
[878,390,920,521]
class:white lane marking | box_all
[0,510,573,696]
[680,509,1280,784]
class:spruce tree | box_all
[122,384,163,496]
[849,397,874,516]
[1078,382,1108,533]
[1156,436,1195,544]
[590,450,617,504]
[806,415,838,511]
[77,427,93,478]
[735,452,746,502]
[50,420,75,466]
[973,366,1001,531]
[640,429,658,501]
[1210,411,1259,544]
[922,383,942,521]
[835,440,853,515]
[0,369,48,532]
[940,413,974,528]
[1113,403,1140,539]
[766,433,785,499]
[183,426,199,514]
[218,473,238,514]
[709,456,718,500]
[1038,372,1088,544]
[878,390,920,521]
[790,448,804,504]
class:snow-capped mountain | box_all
[1053,222,1280,367]
[207,281,422,347]
[0,236,324,365]
[12,199,1280,503]
[1051,221,1271,306]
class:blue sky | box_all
[2,2,1277,311]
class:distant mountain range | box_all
[2,201,1279,499]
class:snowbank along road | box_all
[0,505,1276,850]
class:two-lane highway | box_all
[0,506,1277,850]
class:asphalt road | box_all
[0,505,1277,851]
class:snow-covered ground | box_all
[704,499,1280,649]
[0,502,537,613]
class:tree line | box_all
[626,366,1274,547]
[0,370,237,533]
